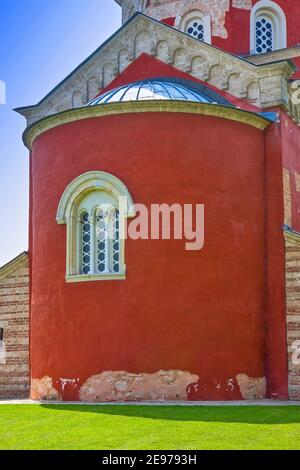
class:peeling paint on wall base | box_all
[79,370,199,402]
[236,374,266,400]
[30,376,62,401]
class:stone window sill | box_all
[66,273,126,283]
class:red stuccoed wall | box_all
[30,112,268,401]
[264,120,289,400]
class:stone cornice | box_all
[15,13,295,128]
[0,252,28,282]
[24,101,271,150]
[256,60,295,80]
[247,46,300,66]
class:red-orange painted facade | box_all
[30,113,268,401]
[10,0,300,402]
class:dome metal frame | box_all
[88,77,232,107]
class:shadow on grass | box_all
[40,405,300,425]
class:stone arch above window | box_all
[176,10,211,45]
[250,0,287,54]
[57,171,135,283]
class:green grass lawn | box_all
[0,405,300,450]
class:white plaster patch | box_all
[31,377,62,401]
[79,370,199,402]
[236,374,266,400]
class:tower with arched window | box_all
[115,1,294,57]
[250,0,287,53]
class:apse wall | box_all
[29,112,267,401]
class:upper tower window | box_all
[176,11,211,44]
[250,1,287,54]
[255,15,274,53]
[57,171,135,283]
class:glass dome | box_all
[88,78,221,106]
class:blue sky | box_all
[0,0,120,265]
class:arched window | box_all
[176,11,211,44]
[250,1,287,54]
[57,171,135,282]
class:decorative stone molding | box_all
[117,0,254,35]
[247,45,300,66]
[57,171,135,282]
[16,14,295,129]
[23,100,271,150]
[57,171,135,224]
[248,49,300,123]
[288,81,300,127]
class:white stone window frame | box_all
[250,0,287,54]
[175,10,212,45]
[57,171,135,283]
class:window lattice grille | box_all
[112,210,120,274]
[255,16,274,53]
[78,203,123,277]
[81,212,91,275]
[97,210,107,273]
[186,20,204,41]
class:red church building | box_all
[1,0,300,402]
